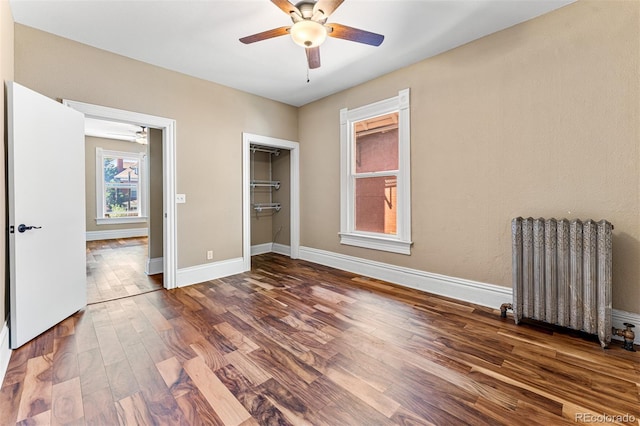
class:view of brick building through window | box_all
[354,112,399,235]
[104,155,140,217]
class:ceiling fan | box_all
[239,0,384,69]
[105,125,147,144]
[135,126,148,145]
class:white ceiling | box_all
[10,0,574,107]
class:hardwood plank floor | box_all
[86,237,163,304]
[2,253,639,425]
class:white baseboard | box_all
[176,257,245,288]
[251,243,273,256]
[299,246,511,309]
[86,227,148,241]
[251,243,291,257]
[272,243,291,256]
[145,257,163,275]
[298,246,638,345]
[0,319,11,387]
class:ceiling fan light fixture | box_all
[290,20,327,48]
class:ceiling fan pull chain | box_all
[307,66,310,84]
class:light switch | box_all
[176,194,186,203]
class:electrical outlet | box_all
[176,193,186,203]
[206,250,213,260]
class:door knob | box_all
[17,224,42,233]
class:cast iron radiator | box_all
[505,217,613,348]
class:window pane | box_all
[355,176,397,235]
[103,155,140,218]
[354,112,399,173]
[105,184,138,217]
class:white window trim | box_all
[96,148,148,225]
[339,88,412,255]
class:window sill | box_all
[96,216,148,225]
[339,232,412,255]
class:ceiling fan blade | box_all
[326,23,384,46]
[312,0,344,18]
[271,0,302,18]
[239,26,290,44]
[306,47,321,69]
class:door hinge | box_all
[9,225,14,233]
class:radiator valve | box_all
[500,303,512,318]
[612,323,636,352]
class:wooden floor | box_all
[86,237,163,304]
[1,253,638,425]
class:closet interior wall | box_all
[272,149,290,247]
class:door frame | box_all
[242,133,300,271]
[63,99,178,289]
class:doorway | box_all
[83,120,164,303]
[63,99,178,289]
[242,133,300,270]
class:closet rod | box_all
[253,203,281,212]
[250,145,280,155]
[250,180,280,189]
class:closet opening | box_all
[250,144,288,256]
[242,133,300,271]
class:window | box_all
[339,88,412,254]
[96,148,147,224]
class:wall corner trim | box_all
[0,319,12,387]
[176,257,245,288]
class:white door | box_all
[8,82,86,349]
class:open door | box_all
[8,82,86,349]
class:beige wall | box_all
[15,24,298,268]
[148,128,163,260]
[85,136,148,233]
[8,1,640,317]
[1,0,14,323]
[298,0,640,314]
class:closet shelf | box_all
[250,180,280,190]
[253,203,281,212]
